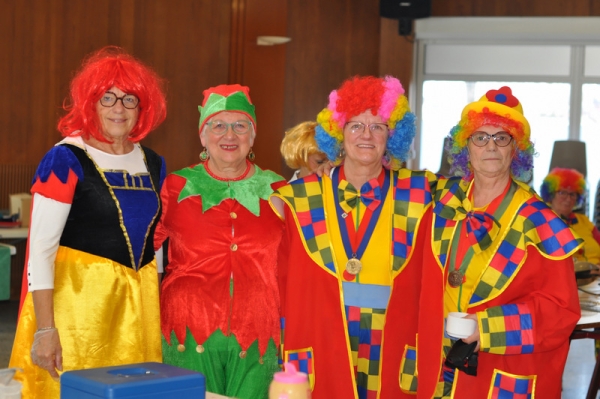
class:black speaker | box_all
[380,0,431,20]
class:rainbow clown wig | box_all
[314,75,415,170]
[540,167,586,206]
[446,86,535,181]
[58,46,167,143]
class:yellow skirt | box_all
[9,246,161,399]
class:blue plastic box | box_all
[60,362,205,399]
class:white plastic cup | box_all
[446,312,477,339]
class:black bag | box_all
[444,340,478,376]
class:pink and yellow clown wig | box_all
[58,46,167,143]
[314,75,415,170]
[540,167,586,207]
[446,86,535,181]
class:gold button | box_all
[239,350,247,359]
[231,243,238,251]
[230,212,237,219]
[258,356,264,365]
[196,345,204,353]
[177,344,185,352]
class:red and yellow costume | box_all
[566,212,600,265]
[272,167,435,399]
[11,142,164,399]
[417,177,583,399]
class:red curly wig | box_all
[57,46,167,143]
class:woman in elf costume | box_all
[154,84,284,399]
[271,75,436,398]
[416,87,582,398]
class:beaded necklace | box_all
[204,159,252,182]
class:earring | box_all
[199,148,209,161]
[337,145,345,160]
[248,148,256,161]
[383,150,391,164]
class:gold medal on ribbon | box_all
[448,270,463,288]
[346,258,362,275]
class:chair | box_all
[549,141,588,216]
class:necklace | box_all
[204,159,252,182]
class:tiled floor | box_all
[0,298,598,397]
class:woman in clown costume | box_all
[541,167,600,265]
[10,46,167,399]
[155,84,284,399]
[271,75,436,398]
[416,87,582,399]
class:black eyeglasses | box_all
[99,91,139,109]
[470,132,513,147]
[555,190,578,200]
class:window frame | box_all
[410,17,600,170]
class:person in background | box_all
[541,167,600,265]
[280,121,328,181]
[271,75,435,398]
[155,84,284,399]
[10,46,167,398]
[417,87,582,399]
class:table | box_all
[0,243,16,255]
[0,227,28,239]
[572,279,600,399]
[0,227,28,300]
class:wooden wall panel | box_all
[134,1,231,172]
[592,0,600,15]
[282,0,381,178]
[430,0,592,16]
[233,0,288,175]
[430,0,473,16]
[0,0,230,175]
[379,18,414,96]
[470,1,590,16]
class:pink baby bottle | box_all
[269,362,311,399]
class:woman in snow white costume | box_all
[10,46,167,399]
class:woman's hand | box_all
[314,160,336,178]
[31,328,63,379]
[461,313,480,352]
[31,289,62,379]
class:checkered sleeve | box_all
[478,303,534,355]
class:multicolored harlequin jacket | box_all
[271,168,435,399]
[416,177,583,399]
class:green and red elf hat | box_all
[198,84,257,132]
